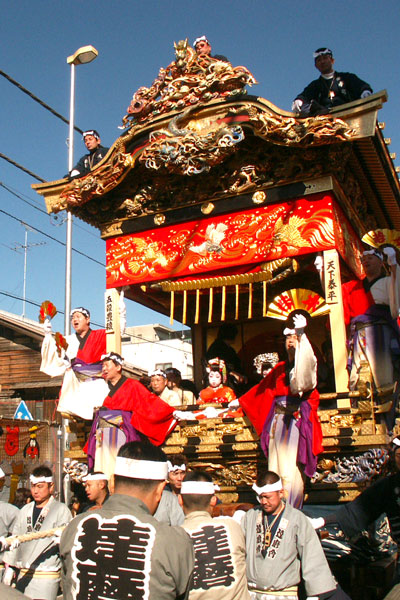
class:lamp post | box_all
[64,45,98,335]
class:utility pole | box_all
[11,224,46,317]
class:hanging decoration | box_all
[23,426,40,460]
[4,426,19,456]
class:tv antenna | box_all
[10,223,47,318]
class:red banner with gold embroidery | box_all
[106,192,358,288]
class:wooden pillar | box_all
[323,249,349,405]
[105,288,122,354]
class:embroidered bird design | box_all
[189,223,228,255]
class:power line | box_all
[0,290,190,351]
[0,207,105,267]
[0,181,102,238]
[0,69,83,135]
[0,182,49,216]
[0,290,103,328]
[0,153,45,182]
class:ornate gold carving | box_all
[244,104,355,147]
[193,461,258,488]
[232,442,258,452]
[101,221,123,237]
[140,112,245,176]
[122,41,257,128]
[330,414,362,428]
[216,493,239,503]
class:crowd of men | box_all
[0,444,353,600]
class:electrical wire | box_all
[0,69,83,134]
[0,181,101,238]
[0,207,105,267]
[0,290,191,352]
[0,152,45,182]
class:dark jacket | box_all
[295,71,372,110]
[71,145,109,177]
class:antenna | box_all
[10,223,46,317]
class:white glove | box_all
[314,256,323,272]
[43,318,52,334]
[228,399,240,408]
[173,410,197,421]
[119,291,127,335]
[361,90,372,98]
[293,313,307,334]
[2,566,15,586]
[292,99,303,113]
[383,246,397,266]
[0,536,8,551]
[308,516,325,529]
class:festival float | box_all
[33,40,400,510]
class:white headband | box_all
[30,475,53,484]
[83,473,109,482]
[114,457,168,480]
[252,479,283,495]
[193,35,209,47]
[180,481,220,494]
[167,461,187,473]
[283,328,296,336]
[149,369,166,378]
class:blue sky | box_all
[1,0,399,331]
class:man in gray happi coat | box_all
[242,471,349,600]
[60,441,194,600]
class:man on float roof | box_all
[292,47,372,116]
[69,129,109,178]
[193,35,228,62]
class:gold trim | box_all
[235,284,239,320]
[208,287,213,323]
[248,283,253,319]
[160,270,273,292]
[170,291,174,325]
[182,290,187,324]
[194,289,200,324]
[221,286,226,321]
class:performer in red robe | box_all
[86,352,176,478]
[239,314,322,508]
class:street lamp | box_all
[64,45,98,335]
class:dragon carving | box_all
[122,39,257,128]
